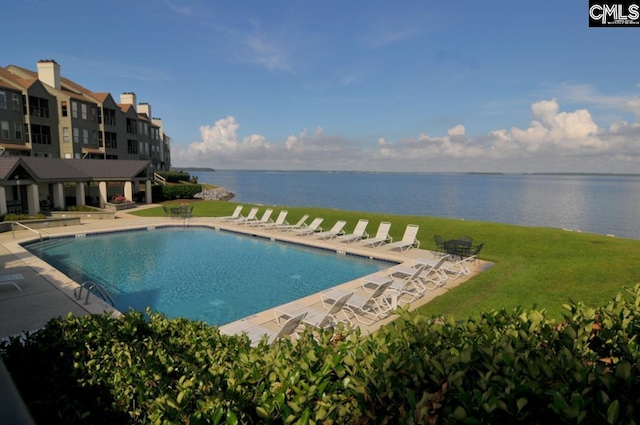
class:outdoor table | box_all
[444,239,471,259]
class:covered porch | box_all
[0,158,153,217]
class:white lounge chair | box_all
[314,220,347,240]
[0,273,24,292]
[387,224,420,252]
[276,214,309,232]
[218,205,243,221]
[246,208,273,227]
[391,256,450,290]
[220,312,307,347]
[362,265,427,305]
[337,219,369,244]
[321,279,393,325]
[260,210,288,229]
[292,217,324,236]
[360,221,392,247]
[229,207,258,225]
[274,292,353,330]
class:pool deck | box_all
[0,204,489,340]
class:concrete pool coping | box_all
[0,204,488,339]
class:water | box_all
[25,227,388,325]
[194,171,640,240]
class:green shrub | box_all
[156,171,191,184]
[2,213,47,222]
[161,184,202,200]
[4,287,640,424]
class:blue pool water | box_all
[25,227,388,326]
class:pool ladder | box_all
[74,281,115,306]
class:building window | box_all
[1,121,9,139]
[0,91,6,109]
[90,107,96,122]
[61,101,68,117]
[126,118,137,134]
[81,104,87,120]
[105,132,117,149]
[71,101,78,118]
[63,127,70,143]
[14,123,22,140]
[73,127,79,143]
[28,96,50,118]
[12,94,20,111]
[104,108,116,126]
[127,139,138,154]
[30,124,52,144]
[144,124,148,136]
[82,129,89,144]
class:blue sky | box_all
[6,0,640,172]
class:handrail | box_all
[154,172,166,185]
[74,281,115,306]
[11,222,43,241]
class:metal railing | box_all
[11,222,42,241]
[74,281,115,306]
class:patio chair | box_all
[274,292,353,330]
[220,312,307,347]
[260,210,288,229]
[292,217,324,236]
[218,205,244,221]
[434,235,446,255]
[0,273,24,292]
[463,243,484,265]
[162,206,171,217]
[360,221,392,247]
[314,220,347,240]
[246,208,273,227]
[229,207,258,225]
[387,224,420,252]
[337,219,369,244]
[321,279,393,325]
[362,265,426,304]
[276,214,309,232]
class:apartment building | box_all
[0,60,171,171]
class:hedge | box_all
[156,171,192,184]
[3,286,640,424]
[158,184,203,201]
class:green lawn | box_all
[133,200,640,321]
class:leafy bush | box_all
[156,171,191,184]
[161,184,203,200]
[3,287,640,424]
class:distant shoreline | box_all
[182,168,640,177]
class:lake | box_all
[192,170,640,240]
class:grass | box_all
[132,200,640,321]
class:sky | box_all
[4,0,640,173]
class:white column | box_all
[0,187,7,216]
[98,181,107,209]
[27,184,39,216]
[75,182,86,206]
[52,183,65,209]
[124,181,133,202]
[145,180,152,203]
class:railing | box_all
[154,172,166,185]
[11,222,42,241]
[74,281,115,306]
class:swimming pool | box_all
[25,227,389,326]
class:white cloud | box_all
[174,98,640,173]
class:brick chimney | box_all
[36,59,61,90]
[120,92,137,111]
[138,102,151,119]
